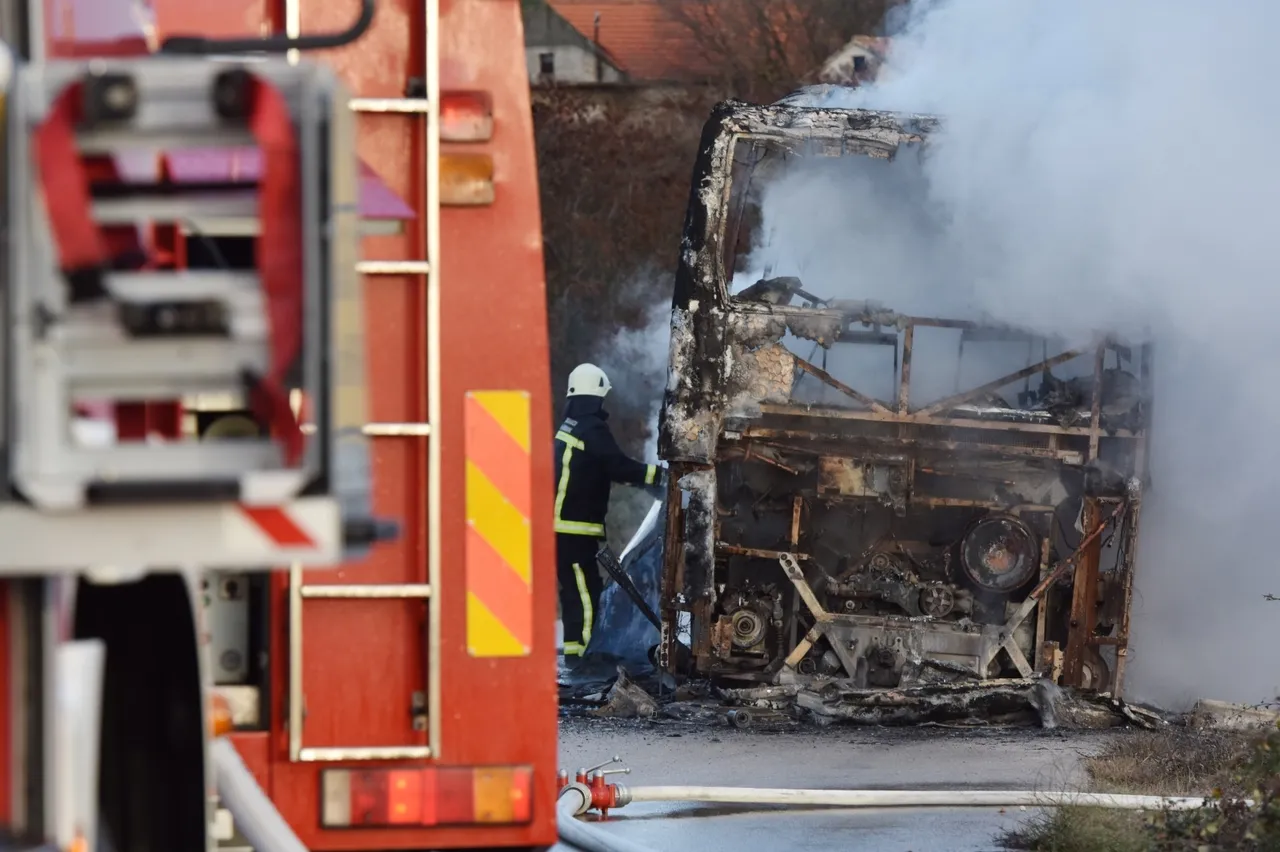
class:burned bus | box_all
[654,97,1152,698]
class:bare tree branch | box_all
[657,0,903,101]
[534,87,722,435]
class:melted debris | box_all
[590,667,660,720]
[560,667,1168,731]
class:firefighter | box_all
[554,363,664,664]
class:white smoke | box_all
[593,282,671,554]
[740,0,1280,707]
[597,295,671,465]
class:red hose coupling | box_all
[586,771,624,819]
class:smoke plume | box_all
[743,0,1280,707]
[595,279,672,553]
[596,291,672,465]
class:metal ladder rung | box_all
[298,423,431,436]
[69,371,265,396]
[61,335,267,385]
[177,219,396,239]
[299,746,432,762]
[44,443,285,485]
[349,97,431,114]
[77,130,257,155]
[300,584,431,599]
[363,423,432,437]
[356,260,431,275]
[103,270,260,301]
[93,195,256,224]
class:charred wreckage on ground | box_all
[650,98,1153,710]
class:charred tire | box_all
[729,610,766,648]
[1082,649,1112,692]
[959,514,1040,594]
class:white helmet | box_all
[567,363,612,398]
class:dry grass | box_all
[1004,807,1149,852]
[1083,727,1259,797]
[1003,726,1267,850]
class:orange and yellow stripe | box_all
[464,391,533,656]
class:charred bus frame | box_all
[656,100,1152,697]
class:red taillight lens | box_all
[439,91,493,142]
[321,766,533,828]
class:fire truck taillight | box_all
[440,153,495,206]
[439,91,493,142]
[442,152,496,205]
[320,766,533,828]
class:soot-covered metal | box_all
[655,99,1152,698]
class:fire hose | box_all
[617,786,1226,810]
[556,778,1239,852]
[212,738,309,852]
[557,785,657,852]
[596,545,661,630]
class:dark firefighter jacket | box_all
[554,396,660,537]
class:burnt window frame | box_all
[715,128,932,307]
[715,132,850,305]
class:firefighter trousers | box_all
[556,533,604,657]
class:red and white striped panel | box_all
[224,501,338,558]
[237,506,319,548]
[0,498,344,570]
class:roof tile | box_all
[547,0,714,81]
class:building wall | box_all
[526,43,625,84]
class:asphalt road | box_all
[554,717,1117,852]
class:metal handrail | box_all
[160,0,375,55]
[424,0,444,764]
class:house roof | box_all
[546,0,714,82]
[814,35,892,85]
[524,0,627,76]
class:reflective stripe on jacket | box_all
[553,396,657,537]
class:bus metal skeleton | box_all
[656,100,1152,703]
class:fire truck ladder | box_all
[0,54,380,568]
[286,0,441,762]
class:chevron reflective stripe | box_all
[464,391,533,657]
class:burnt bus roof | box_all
[712,96,937,147]
[672,98,938,312]
[661,97,1153,467]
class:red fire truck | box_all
[0,0,558,849]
